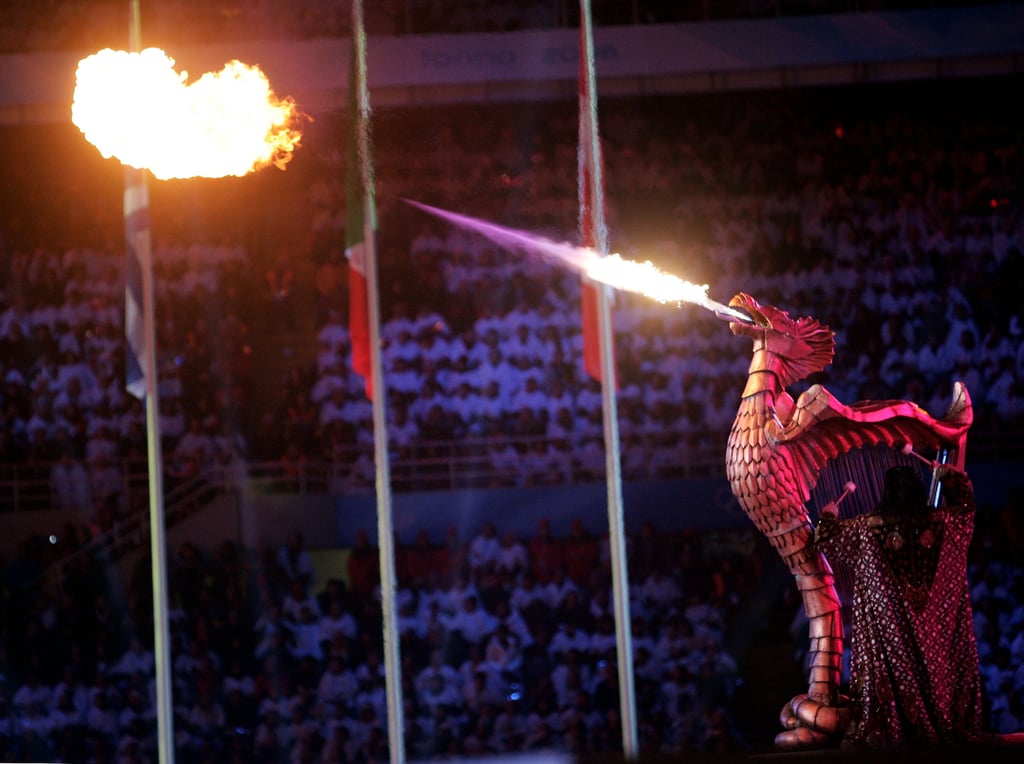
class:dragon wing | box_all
[775,381,972,504]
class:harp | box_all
[809,427,969,603]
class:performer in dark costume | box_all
[814,464,988,748]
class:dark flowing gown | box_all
[814,471,987,748]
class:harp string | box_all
[810,445,926,601]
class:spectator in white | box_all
[588,614,618,664]
[455,643,494,690]
[386,356,421,398]
[12,669,52,716]
[320,598,358,647]
[641,568,683,610]
[477,347,522,400]
[545,406,576,444]
[543,377,574,420]
[252,706,283,758]
[257,678,292,722]
[415,649,462,699]
[47,687,84,735]
[51,374,91,412]
[208,444,248,489]
[543,567,579,611]
[396,599,426,642]
[444,355,478,393]
[916,331,954,384]
[511,375,548,420]
[551,653,591,709]
[281,577,321,623]
[318,654,357,709]
[505,323,544,369]
[407,380,445,428]
[443,594,498,648]
[277,533,315,590]
[222,658,255,698]
[53,665,91,720]
[879,335,916,389]
[570,374,600,417]
[55,348,98,393]
[412,304,450,338]
[117,686,153,734]
[317,308,350,356]
[447,381,486,434]
[254,604,291,661]
[486,433,521,486]
[110,637,155,681]
[463,668,505,708]
[20,703,56,750]
[660,663,699,723]
[85,688,118,741]
[382,327,419,367]
[473,301,506,340]
[50,448,91,510]
[494,531,528,579]
[289,604,324,662]
[490,598,533,649]
[945,303,980,356]
[119,395,146,440]
[985,356,1018,415]
[159,398,186,443]
[188,690,226,740]
[484,622,523,676]
[417,328,453,369]
[443,574,478,616]
[88,454,123,507]
[468,521,501,577]
[381,300,417,343]
[548,622,591,662]
[84,420,119,465]
[353,679,387,726]
[175,417,216,463]
[508,571,548,621]
[449,327,488,370]
[535,323,565,366]
[310,358,346,404]
[318,386,348,430]
[521,439,570,486]
[478,381,511,430]
[418,670,462,715]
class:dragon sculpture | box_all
[724,292,972,749]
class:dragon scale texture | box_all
[723,293,972,748]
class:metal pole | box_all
[579,0,638,756]
[127,5,174,762]
[351,2,405,759]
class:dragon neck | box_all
[741,346,782,400]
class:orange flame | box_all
[71,48,303,180]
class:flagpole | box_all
[578,0,638,757]
[126,2,174,762]
[349,2,405,760]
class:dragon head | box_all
[728,292,836,388]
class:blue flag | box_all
[124,166,149,400]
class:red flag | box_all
[348,236,371,399]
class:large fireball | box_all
[71,48,303,180]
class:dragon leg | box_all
[768,521,847,744]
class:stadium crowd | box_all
[2,54,1024,761]
[1,500,1021,761]
[2,517,774,761]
